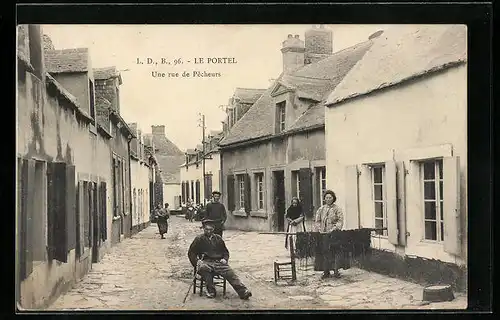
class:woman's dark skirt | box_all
[157,219,169,234]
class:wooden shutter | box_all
[396,161,407,246]
[244,174,251,213]
[53,162,68,262]
[299,168,313,218]
[207,175,213,197]
[20,159,35,280]
[181,182,185,203]
[358,165,372,228]
[443,156,461,256]
[227,175,235,211]
[196,180,201,204]
[66,165,77,251]
[76,181,84,257]
[100,181,107,241]
[344,165,360,230]
[385,160,399,245]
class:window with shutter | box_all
[370,165,387,236]
[443,156,461,256]
[344,165,360,230]
[385,161,399,245]
[32,160,47,262]
[299,168,313,218]
[244,174,251,213]
[227,175,235,211]
[237,175,245,209]
[76,181,83,257]
[421,159,444,242]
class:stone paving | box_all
[47,216,467,311]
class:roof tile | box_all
[44,48,89,73]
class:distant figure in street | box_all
[314,190,344,279]
[156,203,170,239]
[203,191,227,237]
[188,219,252,299]
[285,197,306,249]
[186,199,196,222]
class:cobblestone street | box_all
[47,216,467,311]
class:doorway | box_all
[273,170,286,231]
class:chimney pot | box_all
[287,34,293,38]
[295,34,299,38]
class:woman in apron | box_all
[314,190,345,279]
[285,197,306,250]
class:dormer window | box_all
[276,101,286,133]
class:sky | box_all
[42,24,388,151]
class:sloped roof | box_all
[152,134,183,156]
[44,48,89,73]
[220,40,374,146]
[326,25,467,106]
[233,88,266,104]
[156,155,184,184]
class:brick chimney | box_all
[304,25,333,64]
[281,34,305,74]
[152,125,165,136]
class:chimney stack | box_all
[281,33,305,74]
[152,125,165,136]
[305,25,333,64]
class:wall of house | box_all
[130,158,151,232]
[205,152,221,196]
[180,152,221,204]
[17,63,113,309]
[163,183,180,209]
[52,73,90,116]
[325,65,467,267]
[109,122,132,240]
[222,129,325,232]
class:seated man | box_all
[187,219,252,299]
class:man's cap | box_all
[212,190,221,195]
[201,219,216,226]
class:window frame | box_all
[254,172,265,210]
[276,101,286,133]
[370,164,388,237]
[237,174,245,210]
[420,158,445,242]
[318,167,326,205]
[292,170,300,200]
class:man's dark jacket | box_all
[188,233,230,267]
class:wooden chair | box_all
[193,266,227,297]
[274,235,297,284]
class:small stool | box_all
[193,266,227,297]
[274,235,297,284]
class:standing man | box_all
[203,191,227,237]
[188,219,252,299]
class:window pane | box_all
[375,218,383,230]
[423,162,435,180]
[440,200,444,220]
[424,201,436,219]
[438,160,443,179]
[425,221,437,240]
[373,167,383,183]
[424,181,436,199]
[440,222,444,241]
[374,185,383,200]
[374,202,384,218]
[439,181,443,200]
